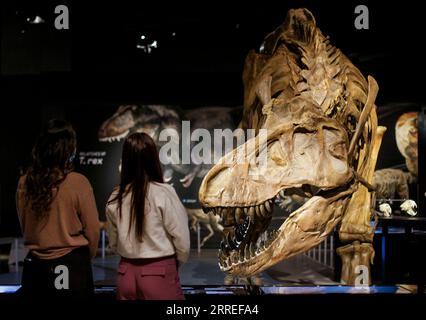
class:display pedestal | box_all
[373,216,426,291]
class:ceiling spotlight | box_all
[141,35,146,40]
[33,16,45,24]
[136,40,158,53]
[172,32,176,36]
[27,16,45,24]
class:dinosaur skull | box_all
[201,97,353,207]
[98,105,173,142]
[199,96,356,275]
[400,200,417,216]
[379,203,392,217]
[98,105,137,142]
[199,8,379,276]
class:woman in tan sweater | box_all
[16,119,100,298]
[106,132,190,300]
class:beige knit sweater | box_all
[105,182,190,264]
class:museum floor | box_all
[0,248,420,296]
[0,249,335,286]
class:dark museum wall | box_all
[0,0,425,236]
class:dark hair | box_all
[25,119,77,219]
[109,132,163,241]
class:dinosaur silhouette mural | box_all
[98,104,241,247]
[98,104,241,188]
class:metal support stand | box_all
[101,230,106,259]
[197,222,201,255]
[14,238,18,270]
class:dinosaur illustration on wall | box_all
[373,168,414,200]
[99,104,241,246]
[199,8,386,285]
[395,112,418,179]
[98,104,240,188]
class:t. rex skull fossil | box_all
[199,8,385,277]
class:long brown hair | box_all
[25,119,77,219]
[109,132,163,241]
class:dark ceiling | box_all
[1,0,425,105]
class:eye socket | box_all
[293,126,316,134]
[116,105,133,114]
[323,128,347,160]
[329,142,346,160]
[116,111,133,126]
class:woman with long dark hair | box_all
[16,119,100,298]
[106,132,190,300]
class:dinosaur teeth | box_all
[264,200,272,212]
[217,202,278,268]
[256,231,267,249]
[226,232,237,250]
[216,207,224,216]
[244,245,250,260]
[248,206,255,219]
[235,207,243,223]
[266,232,275,247]
[235,226,244,242]
[220,240,228,252]
[219,207,225,216]
[239,250,245,262]
[260,203,267,217]
[243,216,250,230]
[219,227,279,266]
[218,252,225,267]
[249,242,255,257]
[232,254,238,264]
[255,205,261,217]
[99,130,130,143]
[233,216,251,249]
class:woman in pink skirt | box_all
[106,132,190,300]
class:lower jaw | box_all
[219,188,354,276]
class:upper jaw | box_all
[98,129,130,142]
[200,177,351,209]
